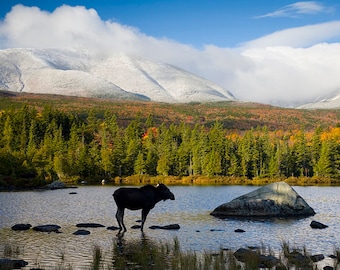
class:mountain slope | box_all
[0,48,235,103]
[297,89,340,109]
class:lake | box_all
[0,185,339,269]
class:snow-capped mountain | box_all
[0,48,235,103]
[297,89,340,109]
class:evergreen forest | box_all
[1,100,340,188]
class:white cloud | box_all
[241,21,340,48]
[254,1,332,18]
[232,44,340,106]
[1,4,340,107]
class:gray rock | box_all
[11,223,32,231]
[73,229,90,235]
[310,220,328,229]
[33,224,61,232]
[211,182,315,218]
[45,180,66,190]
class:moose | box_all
[113,184,175,232]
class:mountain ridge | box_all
[0,48,235,103]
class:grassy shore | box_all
[1,174,340,191]
[111,174,340,187]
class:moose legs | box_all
[141,208,150,231]
[115,207,151,232]
[115,207,126,232]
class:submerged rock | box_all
[149,224,180,230]
[76,223,105,228]
[107,226,120,231]
[0,258,28,269]
[211,182,315,218]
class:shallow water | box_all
[0,185,339,269]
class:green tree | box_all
[134,151,146,175]
[314,140,334,177]
[293,131,312,177]
[2,115,13,151]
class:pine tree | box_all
[2,115,13,151]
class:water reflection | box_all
[0,185,339,269]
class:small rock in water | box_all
[73,229,90,235]
[45,180,66,190]
[149,224,180,230]
[33,224,61,233]
[0,258,28,269]
[76,223,105,228]
[234,229,245,233]
[310,254,325,262]
[107,226,120,231]
[131,225,141,229]
[310,220,328,229]
[11,224,32,231]
[210,229,224,232]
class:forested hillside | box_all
[1,92,340,187]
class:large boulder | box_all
[210,182,315,218]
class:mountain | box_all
[297,89,340,109]
[0,48,235,103]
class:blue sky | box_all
[1,1,340,106]
[1,0,339,48]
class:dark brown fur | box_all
[113,184,175,231]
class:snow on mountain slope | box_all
[0,48,235,103]
[297,89,340,109]
[0,48,148,100]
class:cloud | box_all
[1,5,340,107]
[232,43,340,106]
[254,1,332,18]
[0,4,144,51]
[241,21,340,48]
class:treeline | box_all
[1,105,340,186]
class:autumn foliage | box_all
[0,92,340,187]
